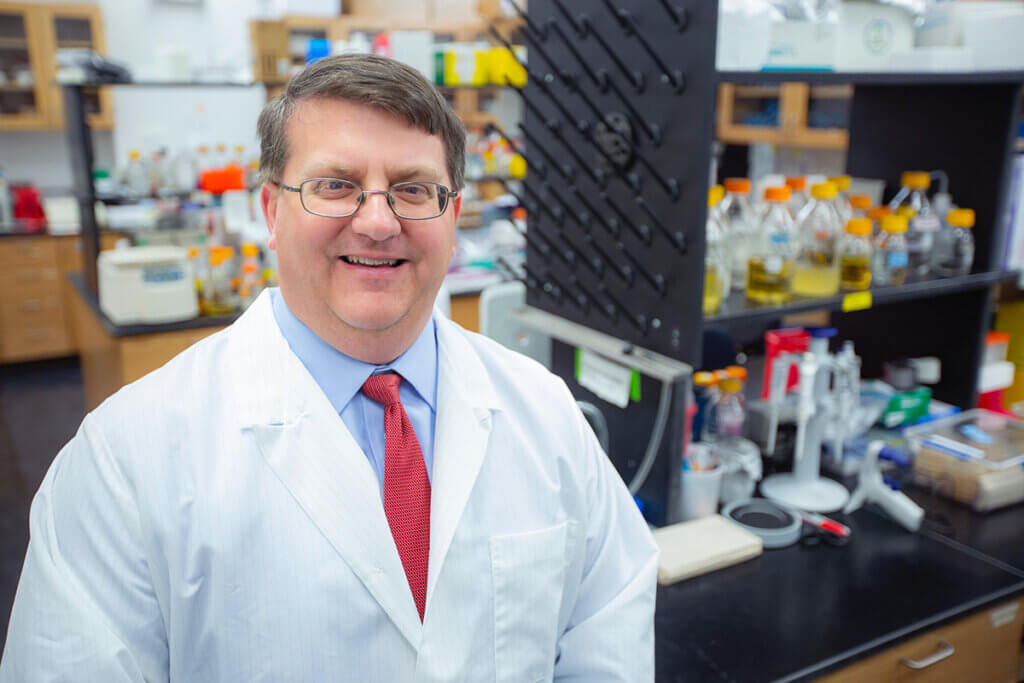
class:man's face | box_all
[262,98,459,354]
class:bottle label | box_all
[764,256,783,274]
[888,252,909,268]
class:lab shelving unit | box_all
[514,0,1023,521]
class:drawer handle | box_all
[900,641,955,670]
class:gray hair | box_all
[257,53,466,190]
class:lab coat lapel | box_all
[235,294,422,648]
[426,315,500,613]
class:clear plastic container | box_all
[828,175,854,224]
[704,185,730,314]
[872,214,910,286]
[849,194,872,219]
[714,377,746,440]
[720,178,757,292]
[792,181,842,297]
[785,176,809,218]
[839,218,873,290]
[205,245,237,315]
[889,171,941,279]
[238,243,263,309]
[931,207,975,277]
[868,206,891,237]
[122,149,150,197]
[746,186,795,304]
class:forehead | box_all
[285,98,448,180]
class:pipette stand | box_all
[761,349,850,513]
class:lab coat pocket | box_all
[491,521,570,683]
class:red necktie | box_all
[361,372,431,621]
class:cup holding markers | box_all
[679,443,724,521]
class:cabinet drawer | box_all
[0,237,58,268]
[1,292,65,328]
[818,600,1024,683]
[0,266,61,294]
[0,325,72,362]
[56,233,124,273]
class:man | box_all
[2,54,658,681]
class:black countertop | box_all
[909,490,1024,578]
[655,504,1024,682]
[69,272,239,338]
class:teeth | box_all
[345,256,399,266]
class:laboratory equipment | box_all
[98,246,198,324]
[239,243,263,309]
[849,194,872,218]
[906,409,1024,511]
[872,214,909,286]
[721,178,757,292]
[205,245,237,316]
[679,446,723,521]
[692,371,717,442]
[793,182,842,297]
[762,327,809,401]
[746,186,795,304]
[868,206,891,236]
[828,175,854,223]
[839,218,873,290]
[785,175,809,217]
[889,171,941,279]
[845,441,924,532]
[931,207,975,277]
[721,499,802,549]
[711,436,762,505]
[704,186,730,314]
[715,377,746,440]
[761,330,851,512]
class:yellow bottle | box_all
[746,186,795,305]
[704,185,728,315]
[792,182,842,297]
[839,218,873,290]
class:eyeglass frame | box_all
[277,177,459,220]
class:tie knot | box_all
[361,372,403,406]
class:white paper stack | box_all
[651,514,763,586]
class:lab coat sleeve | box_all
[0,415,169,683]
[553,384,660,682]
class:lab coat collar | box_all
[233,292,499,644]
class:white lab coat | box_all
[1,290,659,682]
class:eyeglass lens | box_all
[300,178,449,219]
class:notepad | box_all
[652,514,764,586]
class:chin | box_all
[333,299,409,333]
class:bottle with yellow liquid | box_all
[792,181,841,297]
[704,185,730,315]
[746,186,795,305]
[873,214,909,286]
[839,218,873,290]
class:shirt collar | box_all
[269,288,437,414]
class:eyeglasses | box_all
[279,178,458,220]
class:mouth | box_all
[341,255,407,268]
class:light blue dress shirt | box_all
[270,288,437,485]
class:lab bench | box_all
[655,498,1024,682]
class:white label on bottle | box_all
[914,215,941,232]
[764,256,783,274]
[577,349,632,409]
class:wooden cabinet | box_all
[0,2,112,132]
[717,82,850,150]
[817,599,1024,683]
[0,232,121,363]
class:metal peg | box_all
[578,15,645,93]
[603,72,661,145]
[547,20,607,92]
[584,233,633,285]
[598,282,647,332]
[617,9,685,92]
[617,241,666,295]
[572,187,620,238]
[602,191,651,244]
[636,196,686,250]
[506,0,547,40]
[552,0,585,36]
[520,124,597,186]
[657,0,688,30]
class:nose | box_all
[349,190,402,242]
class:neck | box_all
[281,290,430,365]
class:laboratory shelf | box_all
[717,70,1024,86]
[705,270,1019,325]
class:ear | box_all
[260,183,280,250]
[449,193,462,259]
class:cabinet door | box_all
[0,4,53,130]
[716,82,787,146]
[42,4,113,130]
[781,82,849,150]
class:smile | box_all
[342,256,405,267]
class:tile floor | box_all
[0,357,86,652]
